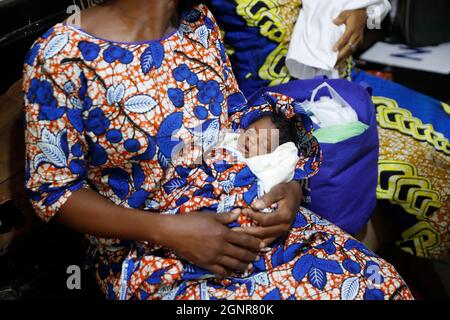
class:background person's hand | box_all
[333,8,367,67]
[238,181,303,247]
[162,211,263,277]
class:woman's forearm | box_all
[55,188,263,276]
[55,188,168,244]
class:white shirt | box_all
[286,0,391,79]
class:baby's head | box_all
[238,112,301,158]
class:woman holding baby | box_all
[22,0,412,299]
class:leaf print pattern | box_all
[195,25,209,48]
[44,34,69,59]
[33,128,68,169]
[124,94,158,113]
[107,83,126,105]
[191,118,220,151]
[341,277,360,300]
[217,193,237,213]
[140,42,165,74]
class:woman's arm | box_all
[55,188,166,242]
[57,188,263,277]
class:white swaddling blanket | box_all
[221,133,299,194]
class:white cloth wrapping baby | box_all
[221,133,300,194]
[244,142,300,194]
[286,0,391,79]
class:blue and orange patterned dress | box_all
[23,4,412,300]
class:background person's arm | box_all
[333,0,391,66]
[333,8,368,66]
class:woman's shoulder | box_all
[24,23,94,71]
[182,3,220,32]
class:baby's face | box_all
[237,116,280,158]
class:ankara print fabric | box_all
[23,5,412,300]
[23,4,246,221]
[352,71,450,259]
[118,209,412,300]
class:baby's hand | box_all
[229,208,257,228]
[234,208,273,253]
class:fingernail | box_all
[254,200,265,210]
[260,242,266,249]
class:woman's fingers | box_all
[223,243,258,264]
[252,184,285,210]
[261,237,278,248]
[246,210,280,227]
[333,11,350,26]
[247,203,293,226]
[226,229,262,251]
[334,8,367,64]
[209,264,232,278]
[336,45,353,67]
[333,10,353,52]
[333,26,354,53]
[217,256,251,272]
[214,211,240,225]
[241,224,289,240]
[336,33,362,66]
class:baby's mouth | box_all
[244,143,250,156]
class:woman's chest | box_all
[79,42,229,167]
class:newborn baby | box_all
[215,112,302,218]
[147,91,321,229]
[217,113,303,229]
[140,91,322,278]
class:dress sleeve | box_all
[23,35,90,222]
[201,5,249,130]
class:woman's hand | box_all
[333,8,367,67]
[161,211,263,277]
[238,181,303,247]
